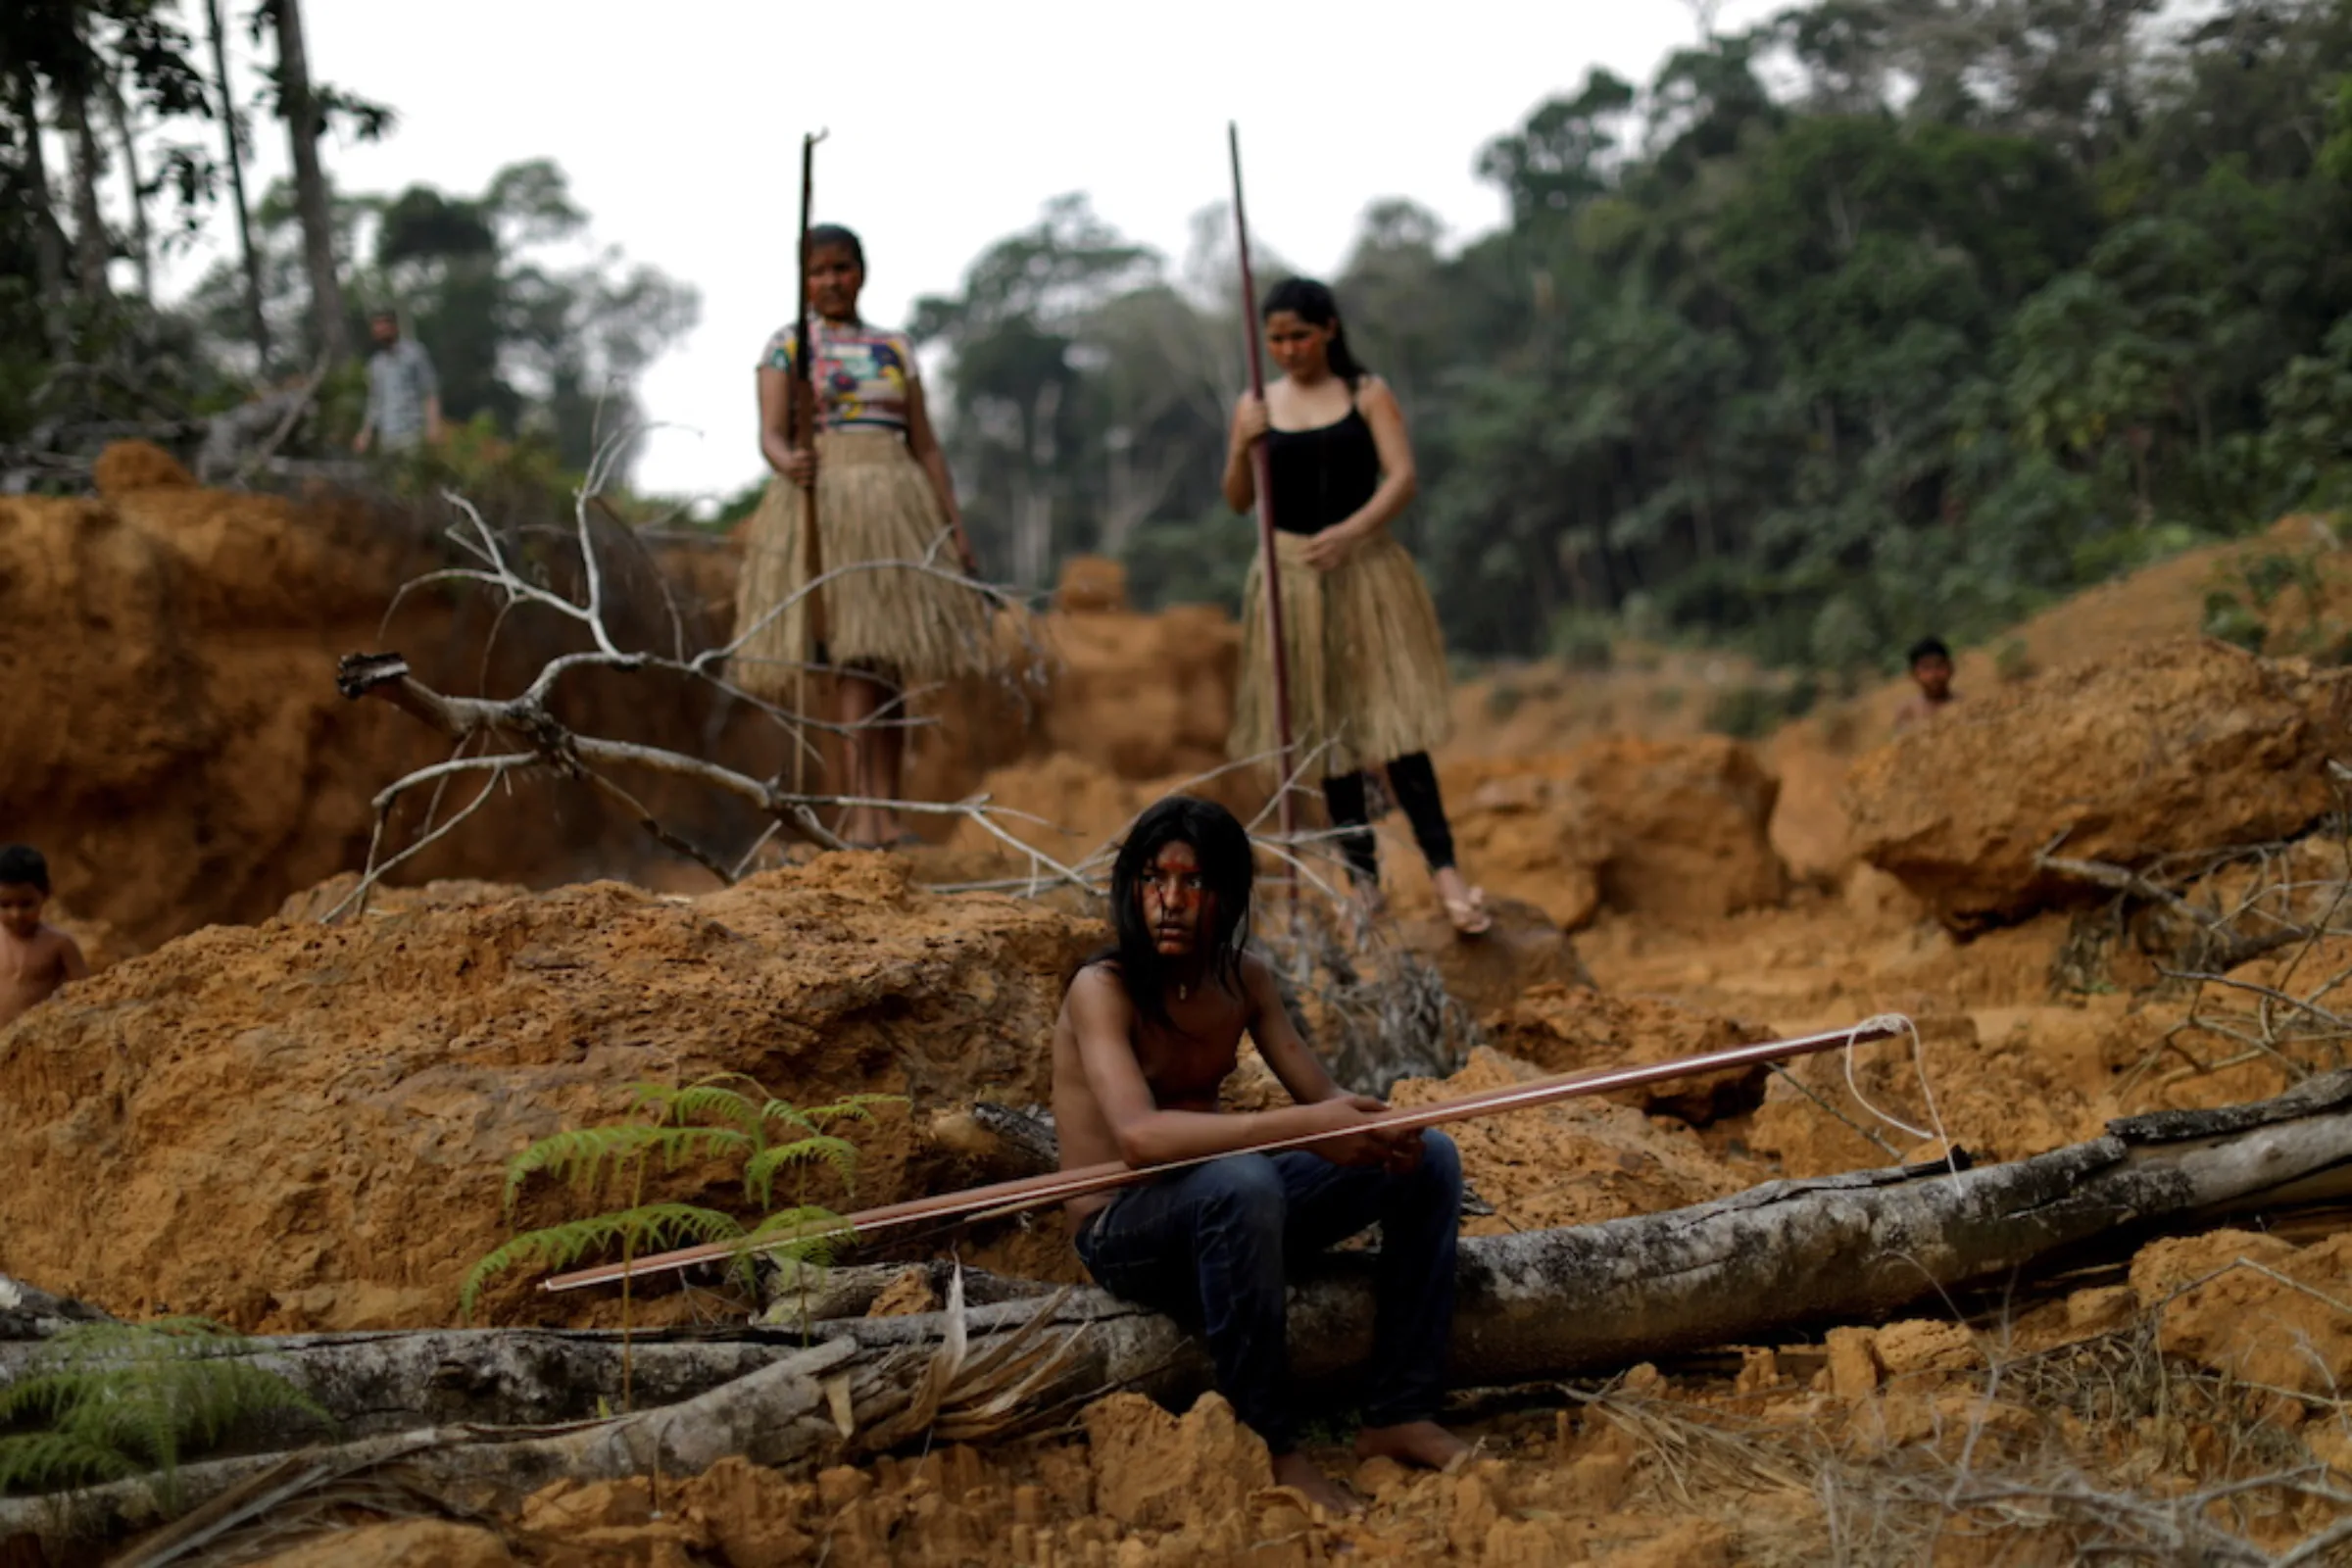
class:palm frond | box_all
[0,1431,145,1493]
[746,1204,850,1272]
[461,1202,747,1317]
[501,1123,755,1209]
[791,1092,906,1130]
[0,1321,330,1504]
[759,1100,819,1140]
[744,1135,860,1207]
[633,1078,769,1144]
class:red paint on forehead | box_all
[1150,841,1202,872]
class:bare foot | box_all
[1430,867,1492,937]
[1271,1450,1362,1517]
[1354,1420,1473,1473]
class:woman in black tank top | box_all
[1222,278,1490,937]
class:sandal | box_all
[1443,887,1493,938]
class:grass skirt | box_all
[1230,526,1452,780]
[731,429,994,698]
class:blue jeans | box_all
[1074,1132,1462,1454]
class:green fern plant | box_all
[0,1319,330,1508]
[461,1076,901,1318]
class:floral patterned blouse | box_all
[759,318,919,433]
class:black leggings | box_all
[1322,752,1456,887]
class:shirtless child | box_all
[1892,636,1960,734]
[0,846,87,1027]
[1051,796,1468,1516]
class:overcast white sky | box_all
[168,0,1782,499]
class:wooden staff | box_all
[1229,122,1301,876]
[792,130,828,796]
[543,1014,1911,1293]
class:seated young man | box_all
[1050,795,1466,1514]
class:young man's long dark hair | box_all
[1262,276,1369,386]
[1100,796,1254,1028]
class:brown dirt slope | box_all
[1845,638,2347,930]
[0,858,1100,1332]
[0,446,436,949]
[1414,738,1787,930]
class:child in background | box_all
[1893,637,1960,734]
[0,846,88,1027]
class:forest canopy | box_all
[909,0,2352,670]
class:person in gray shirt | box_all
[354,308,443,455]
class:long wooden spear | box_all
[543,1014,1912,1293]
[1229,123,1301,877]
[792,130,828,797]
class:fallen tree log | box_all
[0,1277,111,1342]
[9,1073,2352,1550]
[0,1267,1057,1436]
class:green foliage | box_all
[1703,675,1820,740]
[882,0,2352,665]
[1703,685,1782,741]
[462,1076,901,1318]
[172,160,697,482]
[1807,595,1879,677]
[2239,551,2321,612]
[500,1123,756,1207]
[0,1319,329,1505]
[2201,545,2332,658]
[460,1203,750,1319]
[1119,507,1256,612]
[1545,612,1618,671]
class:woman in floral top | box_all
[734,223,994,849]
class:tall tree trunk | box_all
[59,65,112,304]
[103,66,152,302]
[271,0,346,360]
[14,73,74,359]
[205,0,272,372]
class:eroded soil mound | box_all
[1021,576,1241,785]
[0,451,434,949]
[5,445,790,950]
[1846,638,2347,931]
[1420,737,1787,930]
[0,858,1100,1331]
[1484,984,1773,1123]
[1392,1050,1757,1234]
[788,557,1250,847]
[7,460,1250,951]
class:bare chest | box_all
[1132,1004,1246,1109]
[0,937,58,987]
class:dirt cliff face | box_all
[1844,638,2346,931]
[6,458,1259,957]
[0,858,1100,1331]
[2,444,792,950]
[1415,738,1788,930]
[0,447,435,950]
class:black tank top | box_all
[1265,388,1380,536]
